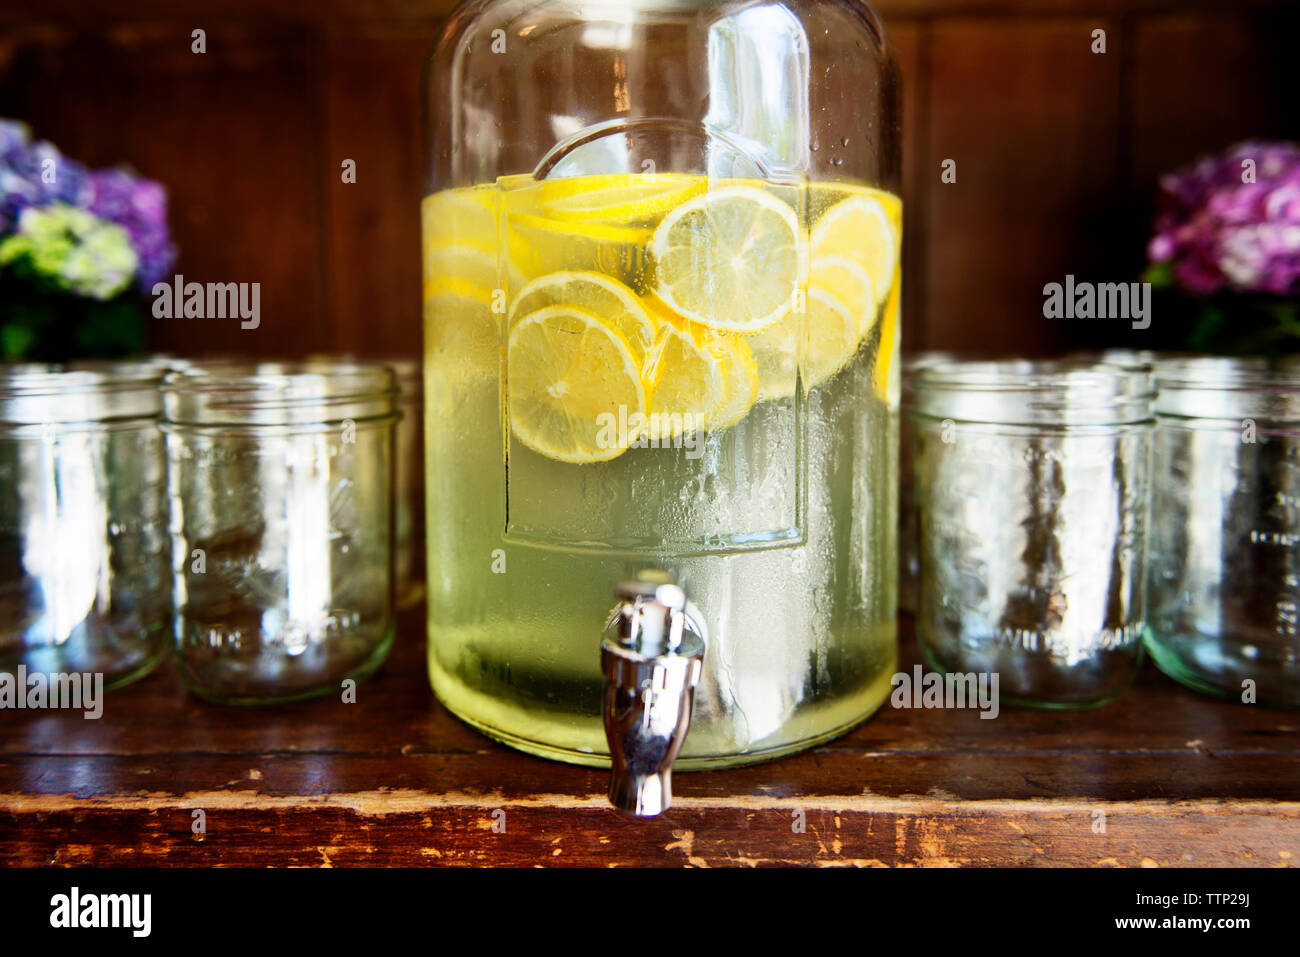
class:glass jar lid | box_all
[912,359,1156,427]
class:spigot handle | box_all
[601,577,706,817]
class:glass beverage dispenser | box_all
[422,0,902,777]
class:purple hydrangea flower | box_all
[87,168,177,290]
[1,122,93,235]
[0,118,176,294]
[2,138,91,209]
[0,119,29,157]
[1148,140,1300,297]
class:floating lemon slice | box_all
[810,194,897,308]
[702,331,760,431]
[747,287,861,399]
[424,244,498,297]
[644,321,727,440]
[800,287,861,387]
[507,305,646,464]
[425,288,498,377]
[745,317,798,403]
[811,254,875,336]
[422,187,498,249]
[509,211,650,246]
[507,211,651,284]
[873,264,901,403]
[651,185,804,333]
[509,271,658,366]
[528,173,708,225]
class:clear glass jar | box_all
[899,352,955,614]
[0,362,170,689]
[423,0,902,766]
[1147,357,1300,708]
[307,355,425,610]
[912,360,1155,708]
[162,362,398,705]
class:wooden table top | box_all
[2,608,1297,867]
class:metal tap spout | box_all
[601,576,706,817]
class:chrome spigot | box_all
[601,575,706,817]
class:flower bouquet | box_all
[1144,140,1300,356]
[0,120,175,361]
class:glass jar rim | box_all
[303,353,422,398]
[901,351,961,402]
[0,361,163,424]
[1156,355,1300,390]
[912,358,1155,427]
[1155,355,1300,422]
[162,360,397,427]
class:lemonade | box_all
[423,173,901,767]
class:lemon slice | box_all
[746,317,798,403]
[422,187,498,249]
[507,304,646,464]
[873,264,901,403]
[644,322,726,440]
[425,288,498,377]
[424,244,498,295]
[532,174,708,224]
[509,271,658,366]
[800,288,861,387]
[507,212,651,284]
[811,254,875,335]
[748,287,861,399]
[702,332,759,431]
[651,185,804,333]
[811,194,897,308]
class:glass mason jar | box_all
[1147,357,1300,708]
[307,355,425,610]
[0,363,170,689]
[899,352,955,615]
[423,0,902,767]
[162,362,398,705]
[912,361,1155,708]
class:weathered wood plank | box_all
[4,793,1296,867]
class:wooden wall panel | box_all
[0,23,326,357]
[1129,12,1295,198]
[924,19,1124,356]
[322,22,435,359]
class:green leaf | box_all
[1141,261,1176,288]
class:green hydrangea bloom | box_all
[0,203,138,300]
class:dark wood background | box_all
[0,0,1294,360]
